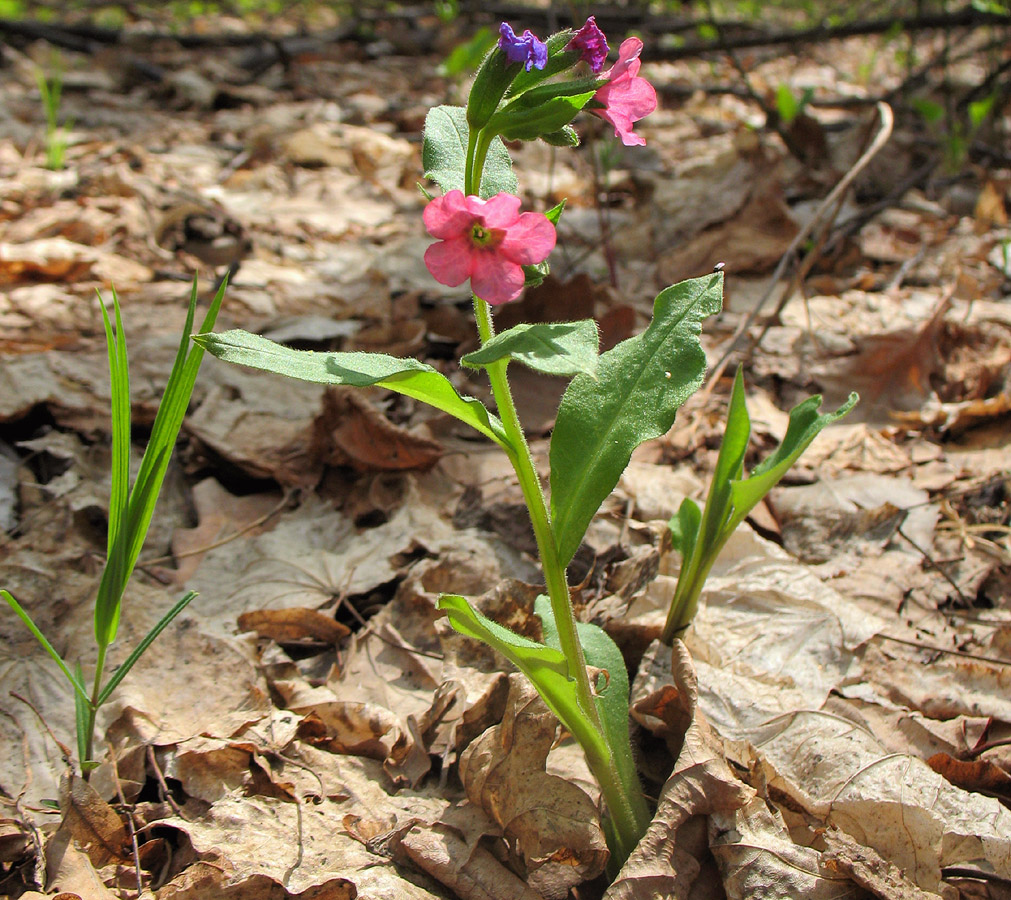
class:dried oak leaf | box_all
[460,675,608,899]
[607,642,752,900]
[312,388,443,472]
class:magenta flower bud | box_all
[498,22,548,72]
[565,16,609,73]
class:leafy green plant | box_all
[194,21,853,877]
[2,280,227,772]
[34,54,70,171]
[662,368,857,643]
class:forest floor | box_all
[1,9,1010,899]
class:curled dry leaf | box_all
[460,674,608,900]
[237,607,351,646]
[607,641,752,900]
[312,387,444,473]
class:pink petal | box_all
[423,190,476,240]
[424,237,474,287]
[477,193,523,230]
[602,37,643,81]
[499,212,556,265]
[470,250,525,305]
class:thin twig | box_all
[108,743,144,900]
[895,521,969,606]
[704,101,895,393]
[146,745,189,821]
[875,633,1011,667]
[137,489,294,569]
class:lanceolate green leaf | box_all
[535,595,649,844]
[422,105,518,198]
[437,594,608,762]
[192,330,509,449]
[461,320,599,379]
[94,279,226,649]
[727,387,858,533]
[550,272,724,567]
[489,91,596,142]
[669,497,701,562]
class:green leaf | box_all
[193,329,510,449]
[422,105,517,198]
[437,593,608,762]
[96,591,198,706]
[669,497,701,561]
[727,388,858,534]
[461,320,599,379]
[535,595,646,837]
[489,91,596,142]
[2,590,89,705]
[94,279,227,649]
[550,272,724,567]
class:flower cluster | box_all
[425,18,658,304]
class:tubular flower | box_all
[423,191,556,306]
[565,16,609,73]
[498,22,548,72]
[591,37,658,147]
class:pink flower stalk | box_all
[591,37,658,147]
[423,191,556,306]
[566,16,609,73]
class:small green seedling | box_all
[3,279,227,772]
[662,367,857,643]
[34,55,70,171]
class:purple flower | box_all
[498,22,548,72]
[566,16,609,73]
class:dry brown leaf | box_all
[461,675,608,899]
[927,753,1011,807]
[58,774,130,869]
[608,642,751,900]
[399,822,544,900]
[821,829,945,900]
[237,608,350,646]
[311,388,443,472]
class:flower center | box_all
[470,223,503,249]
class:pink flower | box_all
[591,37,658,147]
[423,191,556,306]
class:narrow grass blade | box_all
[96,591,197,706]
[2,590,89,704]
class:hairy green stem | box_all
[463,126,648,863]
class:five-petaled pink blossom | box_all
[565,16,609,73]
[591,37,658,147]
[423,191,556,306]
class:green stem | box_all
[83,643,108,772]
[465,128,649,866]
[474,296,648,865]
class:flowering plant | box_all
[195,20,853,877]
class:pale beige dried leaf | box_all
[711,796,865,900]
[821,828,945,900]
[400,823,544,900]
[607,643,751,900]
[753,709,1011,892]
[461,675,608,899]
[43,827,121,900]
